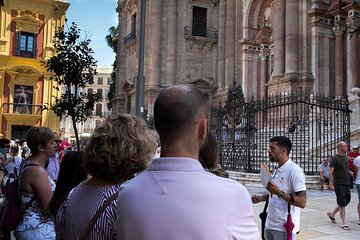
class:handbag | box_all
[0,166,36,231]
[283,203,295,240]
[79,191,119,240]
[259,195,269,240]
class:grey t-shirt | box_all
[330,154,349,185]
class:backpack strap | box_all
[262,195,269,213]
[80,191,119,240]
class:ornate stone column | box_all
[271,0,285,80]
[333,25,346,96]
[165,1,176,85]
[148,0,162,86]
[217,0,226,90]
[284,0,299,77]
[224,0,235,86]
[259,48,269,100]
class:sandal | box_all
[341,225,350,230]
[327,212,336,224]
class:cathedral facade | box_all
[114,0,360,115]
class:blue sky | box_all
[66,0,118,68]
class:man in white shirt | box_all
[252,136,307,240]
[353,155,360,225]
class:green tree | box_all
[43,22,101,149]
[105,25,118,110]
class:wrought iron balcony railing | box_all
[2,103,43,115]
[124,31,136,46]
[184,26,218,41]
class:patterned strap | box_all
[80,191,119,240]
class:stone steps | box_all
[228,171,325,190]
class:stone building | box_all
[0,0,68,140]
[59,68,112,143]
[114,0,360,117]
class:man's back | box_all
[116,158,259,240]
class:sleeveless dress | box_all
[14,161,56,240]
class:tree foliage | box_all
[43,21,101,148]
[105,25,118,110]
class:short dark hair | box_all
[154,85,210,142]
[270,136,292,153]
[0,138,10,148]
[27,127,55,155]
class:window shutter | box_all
[15,31,21,56]
[32,33,38,58]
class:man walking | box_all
[252,136,307,240]
[116,84,259,240]
[327,141,351,230]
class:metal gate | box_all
[213,85,351,175]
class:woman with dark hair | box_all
[199,132,229,178]
[15,127,57,240]
[59,114,157,240]
[48,151,87,239]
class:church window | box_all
[192,6,207,37]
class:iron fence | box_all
[213,85,351,174]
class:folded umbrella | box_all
[283,212,295,240]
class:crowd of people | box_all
[0,84,359,239]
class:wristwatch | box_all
[277,191,285,199]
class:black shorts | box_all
[334,184,351,207]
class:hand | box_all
[267,180,281,196]
[251,195,262,204]
[329,183,335,191]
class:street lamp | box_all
[135,0,146,118]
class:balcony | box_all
[184,26,218,43]
[124,31,136,47]
[2,103,43,115]
[16,49,37,59]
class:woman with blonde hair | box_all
[15,127,57,240]
[60,114,157,240]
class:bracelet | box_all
[289,193,294,204]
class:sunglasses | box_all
[55,140,62,144]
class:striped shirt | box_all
[60,182,120,240]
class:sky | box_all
[66,0,118,68]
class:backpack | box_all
[0,164,36,231]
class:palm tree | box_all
[105,25,118,110]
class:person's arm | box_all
[328,167,334,190]
[251,194,268,203]
[354,164,358,182]
[266,181,306,208]
[22,166,53,214]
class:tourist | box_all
[319,157,330,191]
[252,136,307,240]
[327,141,351,230]
[116,84,259,239]
[49,151,87,239]
[15,127,57,239]
[61,114,156,239]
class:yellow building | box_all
[0,0,69,140]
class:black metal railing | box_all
[213,85,351,175]
[184,26,218,41]
[124,31,136,46]
[2,103,43,115]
